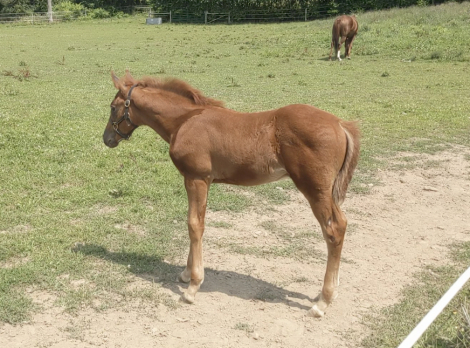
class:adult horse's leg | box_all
[337,36,347,61]
[345,35,356,59]
[179,177,210,304]
[345,38,351,60]
[329,40,335,61]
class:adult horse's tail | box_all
[333,121,360,206]
[332,18,342,50]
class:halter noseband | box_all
[112,85,138,141]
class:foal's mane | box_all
[123,74,225,108]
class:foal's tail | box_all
[332,121,360,206]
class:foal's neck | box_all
[137,93,204,143]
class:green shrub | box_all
[53,1,85,21]
[88,8,110,19]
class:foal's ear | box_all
[111,71,129,96]
[111,71,123,90]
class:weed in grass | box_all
[254,288,280,302]
[208,221,233,229]
[56,56,65,66]
[233,322,254,333]
[429,51,442,60]
[0,87,19,96]
[227,77,241,87]
[259,220,283,234]
[64,318,91,341]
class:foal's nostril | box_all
[104,137,116,148]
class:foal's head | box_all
[103,71,226,148]
[103,71,139,148]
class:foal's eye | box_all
[110,105,116,111]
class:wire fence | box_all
[0,11,81,24]
[0,6,347,25]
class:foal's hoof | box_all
[307,305,325,318]
[180,292,195,304]
[178,272,191,283]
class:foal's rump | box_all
[274,104,359,202]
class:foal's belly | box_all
[212,159,289,186]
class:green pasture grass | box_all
[362,245,470,348]
[0,4,470,346]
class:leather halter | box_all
[112,85,138,141]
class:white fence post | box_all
[398,266,470,348]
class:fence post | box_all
[305,8,307,21]
[205,11,208,24]
[398,266,470,348]
[228,12,230,24]
[169,10,172,23]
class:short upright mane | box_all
[123,75,225,108]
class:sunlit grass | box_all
[0,6,469,345]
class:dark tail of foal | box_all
[332,121,360,206]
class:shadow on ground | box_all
[73,243,314,311]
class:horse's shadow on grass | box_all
[74,243,314,311]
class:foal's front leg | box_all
[179,177,210,304]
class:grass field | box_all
[1,2,470,346]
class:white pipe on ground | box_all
[398,266,470,348]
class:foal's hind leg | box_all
[306,195,347,317]
[179,177,210,304]
[295,190,347,317]
[288,170,347,317]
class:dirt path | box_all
[2,148,470,348]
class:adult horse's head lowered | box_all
[329,15,358,61]
[103,71,360,317]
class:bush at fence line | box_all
[113,11,130,19]
[53,1,85,20]
[88,8,111,19]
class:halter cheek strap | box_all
[112,85,139,141]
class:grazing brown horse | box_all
[103,72,360,317]
[329,15,358,61]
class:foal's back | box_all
[169,104,347,186]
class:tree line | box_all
[0,0,461,17]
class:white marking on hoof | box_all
[180,292,195,304]
[178,270,191,283]
[307,305,325,318]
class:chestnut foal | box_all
[103,72,360,317]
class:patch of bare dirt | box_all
[1,148,470,348]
